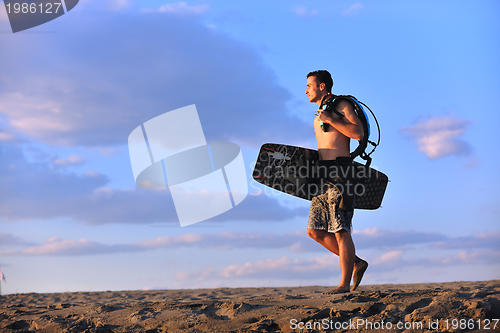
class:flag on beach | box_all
[0,268,6,282]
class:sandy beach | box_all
[1,280,499,332]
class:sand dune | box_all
[1,280,499,332]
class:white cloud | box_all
[140,230,308,250]
[400,115,472,159]
[174,248,500,283]
[218,255,336,279]
[140,233,205,248]
[0,233,34,248]
[425,249,500,266]
[431,231,500,250]
[291,5,318,18]
[0,231,307,256]
[0,116,24,143]
[53,154,85,167]
[373,250,403,265]
[173,247,500,283]
[5,228,497,260]
[7,225,496,257]
[342,3,364,16]
[76,0,134,11]
[95,147,122,158]
[2,229,499,288]
[0,92,75,146]
[106,0,134,11]
[175,267,214,281]
[153,2,209,16]
[0,4,304,148]
[0,131,15,141]
[0,144,308,224]
[352,227,446,249]
[0,238,144,256]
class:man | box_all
[305,70,369,294]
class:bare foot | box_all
[322,286,350,295]
[352,259,368,291]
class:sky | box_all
[0,0,499,294]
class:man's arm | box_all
[315,100,364,141]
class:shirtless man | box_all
[305,70,368,293]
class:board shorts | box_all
[307,158,355,233]
[307,184,354,233]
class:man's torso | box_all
[314,113,351,160]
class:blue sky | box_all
[0,0,499,294]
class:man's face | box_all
[305,76,324,103]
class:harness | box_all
[319,93,380,166]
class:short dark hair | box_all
[307,70,333,92]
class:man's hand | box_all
[315,101,364,141]
[314,109,339,125]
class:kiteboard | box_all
[252,143,389,209]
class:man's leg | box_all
[307,228,368,291]
[335,230,355,290]
[306,228,341,255]
[307,228,363,261]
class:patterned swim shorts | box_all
[307,185,354,233]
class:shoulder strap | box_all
[319,93,343,118]
[321,94,380,166]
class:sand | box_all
[1,280,499,332]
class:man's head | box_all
[305,70,333,105]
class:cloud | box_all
[286,228,448,253]
[0,233,35,248]
[359,248,500,276]
[0,131,15,142]
[291,5,318,18]
[53,154,85,167]
[0,116,24,143]
[0,144,109,222]
[5,225,488,257]
[5,227,497,258]
[1,230,308,256]
[431,232,500,250]
[400,115,473,159]
[95,147,122,158]
[1,238,144,256]
[75,0,135,12]
[352,228,447,249]
[176,248,500,282]
[106,0,134,11]
[178,230,499,280]
[371,250,404,269]
[180,248,500,282]
[175,267,215,281]
[412,249,500,267]
[342,3,364,16]
[0,145,307,224]
[152,2,210,16]
[0,132,14,141]
[140,230,307,250]
[218,255,336,279]
[0,4,307,148]
[3,229,499,289]
[0,230,304,257]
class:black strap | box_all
[319,93,344,118]
[321,94,377,167]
